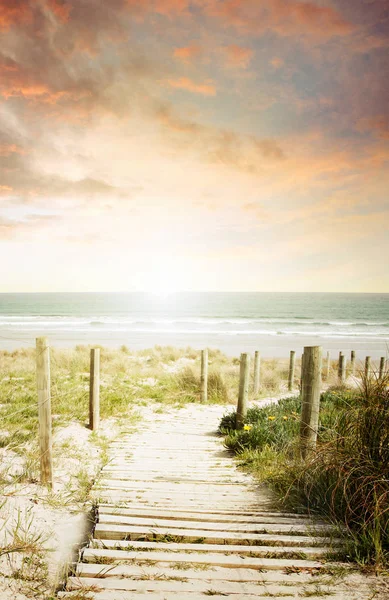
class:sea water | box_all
[0,292,388,358]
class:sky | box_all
[0,0,388,293]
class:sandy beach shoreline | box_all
[0,330,387,361]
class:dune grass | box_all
[219,372,389,569]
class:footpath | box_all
[59,403,375,599]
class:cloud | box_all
[270,57,284,69]
[0,0,34,31]
[0,214,60,240]
[46,0,72,23]
[356,115,389,140]
[204,0,354,39]
[167,77,217,96]
[173,43,202,63]
[155,101,286,173]
[222,45,253,69]
[0,143,25,156]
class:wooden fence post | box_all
[379,357,385,380]
[201,349,208,403]
[253,351,260,395]
[300,353,305,392]
[89,348,100,431]
[300,346,322,459]
[36,337,53,488]
[365,356,371,379]
[350,350,356,376]
[338,351,342,377]
[288,351,296,392]
[338,353,346,384]
[236,353,250,429]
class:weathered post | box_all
[300,346,322,459]
[236,353,250,429]
[300,353,305,391]
[365,356,371,379]
[338,351,343,376]
[338,353,346,384]
[325,351,330,380]
[288,350,296,391]
[89,348,100,431]
[253,351,261,395]
[36,337,53,488]
[200,349,208,403]
[350,351,356,376]
[379,357,385,380]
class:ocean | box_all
[0,292,388,360]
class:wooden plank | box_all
[99,503,304,521]
[58,591,317,600]
[94,523,327,543]
[98,506,311,522]
[75,565,329,596]
[86,541,330,557]
[98,514,323,531]
[66,574,324,594]
[90,532,334,549]
[77,558,327,582]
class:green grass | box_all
[219,373,389,569]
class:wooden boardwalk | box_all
[59,404,373,599]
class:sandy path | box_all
[60,403,379,599]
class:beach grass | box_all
[219,372,389,569]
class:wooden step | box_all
[65,574,325,594]
[87,540,330,557]
[98,513,324,531]
[81,548,325,570]
[98,505,312,522]
[94,522,327,542]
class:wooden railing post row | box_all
[300,346,322,459]
[300,353,305,392]
[200,349,208,403]
[89,348,100,430]
[236,353,250,429]
[288,350,296,391]
[36,336,53,488]
[378,357,385,379]
[338,352,346,384]
[365,356,371,379]
[350,350,356,376]
[379,357,385,380]
[253,350,261,395]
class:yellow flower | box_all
[243,424,253,431]
[283,416,288,421]
[268,416,276,421]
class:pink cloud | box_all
[0,0,34,31]
[167,77,216,96]
[222,45,253,69]
[46,0,72,23]
[126,0,189,18]
[356,116,389,140]
[0,144,26,156]
[173,44,202,63]
[204,0,354,39]
[270,57,284,69]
